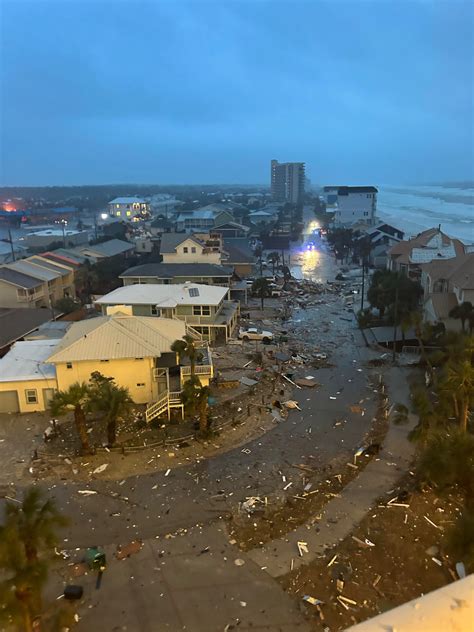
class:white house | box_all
[324,186,378,226]
[108,197,150,221]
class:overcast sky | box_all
[1,0,473,186]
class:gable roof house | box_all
[95,282,239,342]
[355,222,405,268]
[159,232,223,265]
[387,227,465,280]
[422,252,474,330]
[0,314,214,417]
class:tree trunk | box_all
[199,402,208,434]
[74,404,91,454]
[107,419,117,446]
[260,292,264,310]
[460,399,468,433]
[452,394,459,419]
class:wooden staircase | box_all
[145,390,184,423]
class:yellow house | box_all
[0,339,60,413]
[0,315,214,419]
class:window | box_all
[116,211,121,217]
[116,204,120,208]
[66,362,73,369]
[126,210,131,216]
[183,247,188,253]
[25,389,38,404]
[193,305,211,316]
[151,305,161,316]
[191,247,196,253]
[193,306,201,315]
[188,287,199,297]
[202,305,211,316]
[136,383,145,387]
[363,212,369,216]
[135,357,143,361]
[100,359,109,363]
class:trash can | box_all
[85,547,107,572]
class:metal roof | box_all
[0,267,43,289]
[120,263,233,279]
[0,339,60,382]
[109,197,147,204]
[47,315,186,363]
[96,283,229,307]
[8,260,61,281]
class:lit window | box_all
[126,211,131,216]
[116,211,121,217]
[25,389,38,404]
[116,204,120,208]
[66,362,73,369]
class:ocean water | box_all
[377,184,474,243]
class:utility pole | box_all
[7,229,15,262]
[392,285,399,363]
[360,257,365,312]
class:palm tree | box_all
[50,382,93,454]
[445,359,474,432]
[171,335,203,380]
[449,301,473,333]
[268,252,280,275]
[0,489,67,632]
[252,277,271,310]
[89,372,132,446]
[180,376,211,434]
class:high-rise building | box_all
[270,160,305,204]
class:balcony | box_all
[17,288,45,302]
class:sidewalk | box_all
[247,366,417,577]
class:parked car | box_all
[238,327,274,343]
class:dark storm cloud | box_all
[1,0,473,185]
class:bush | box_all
[418,431,474,500]
[447,508,474,569]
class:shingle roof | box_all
[120,263,233,279]
[388,228,465,264]
[0,308,53,350]
[426,293,458,320]
[47,315,186,363]
[159,233,202,253]
[96,283,229,307]
[0,267,43,289]
[0,339,60,382]
[80,239,134,257]
[223,238,255,264]
[449,254,474,290]
[27,257,71,277]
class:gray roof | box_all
[0,308,53,350]
[120,263,233,279]
[0,267,43,289]
[8,260,61,281]
[159,233,201,254]
[81,239,134,257]
[223,238,255,264]
[28,257,71,277]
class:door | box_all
[0,391,20,413]
[42,388,56,410]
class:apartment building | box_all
[324,186,378,226]
[270,160,305,204]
